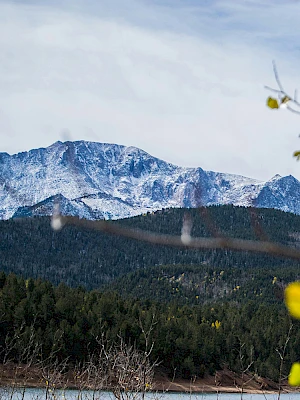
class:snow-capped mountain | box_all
[1,140,300,220]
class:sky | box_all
[1,0,300,181]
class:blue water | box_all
[1,388,300,400]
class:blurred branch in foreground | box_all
[51,214,300,261]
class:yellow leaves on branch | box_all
[285,282,300,319]
[266,95,291,110]
[266,61,300,116]
[285,282,300,386]
[289,363,300,386]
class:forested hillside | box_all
[1,206,300,381]
[110,263,299,305]
[0,272,299,381]
[0,205,299,290]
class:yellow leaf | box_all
[266,97,279,109]
[285,282,300,319]
[289,363,300,386]
[293,151,300,161]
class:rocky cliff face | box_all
[1,140,300,220]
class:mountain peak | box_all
[1,141,300,220]
[270,174,282,181]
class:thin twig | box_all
[272,60,285,92]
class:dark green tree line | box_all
[0,271,299,381]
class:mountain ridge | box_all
[1,140,300,220]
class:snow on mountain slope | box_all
[0,140,300,220]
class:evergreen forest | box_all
[1,205,300,382]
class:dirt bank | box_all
[153,368,293,394]
[0,364,298,394]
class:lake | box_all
[1,388,300,400]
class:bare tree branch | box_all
[265,60,300,114]
[272,60,285,93]
[58,215,300,260]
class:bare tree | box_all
[275,322,293,400]
[0,324,42,400]
[236,341,254,400]
[84,350,110,400]
[107,338,155,400]
[88,316,159,400]
[39,330,69,400]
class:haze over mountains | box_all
[1,140,300,220]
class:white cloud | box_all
[0,0,300,181]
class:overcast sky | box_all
[1,0,300,181]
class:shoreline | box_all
[0,382,297,395]
[0,365,298,395]
[152,374,295,395]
